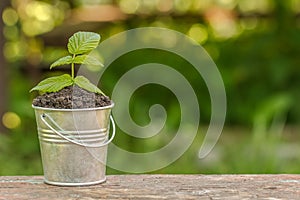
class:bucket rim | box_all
[32,101,114,112]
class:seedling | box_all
[30,31,104,94]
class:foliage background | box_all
[1,0,300,175]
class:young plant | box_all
[30,31,104,94]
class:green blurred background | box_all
[1,0,300,175]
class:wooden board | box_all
[1,175,300,199]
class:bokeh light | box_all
[119,0,140,14]
[174,0,192,13]
[2,112,21,129]
[205,7,239,39]
[2,7,19,26]
[157,0,173,12]
[238,0,274,13]
[18,1,65,36]
[3,26,19,41]
[188,24,208,44]
[290,0,300,13]
[4,41,27,61]
[216,0,237,9]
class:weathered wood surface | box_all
[0,175,300,199]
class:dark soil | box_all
[32,85,112,109]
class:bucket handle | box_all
[40,113,116,148]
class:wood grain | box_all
[1,175,300,199]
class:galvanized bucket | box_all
[32,103,115,186]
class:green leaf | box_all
[50,56,73,69]
[74,76,104,95]
[73,55,104,67]
[30,74,73,93]
[67,32,100,55]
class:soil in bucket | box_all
[32,85,112,109]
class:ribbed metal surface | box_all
[38,128,108,144]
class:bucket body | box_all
[33,104,114,186]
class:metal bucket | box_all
[32,103,115,186]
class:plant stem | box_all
[71,54,76,79]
